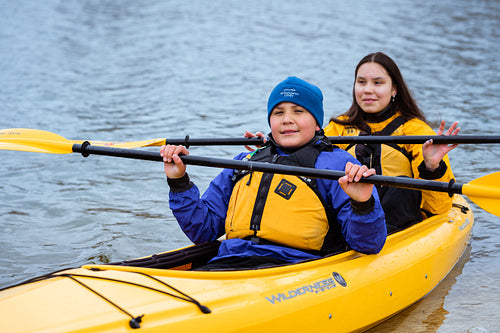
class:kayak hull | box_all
[0,195,474,333]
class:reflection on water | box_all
[0,0,499,331]
[367,246,471,333]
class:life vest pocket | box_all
[274,179,297,200]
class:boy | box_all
[161,76,386,269]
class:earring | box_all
[392,95,396,103]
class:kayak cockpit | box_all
[108,240,222,271]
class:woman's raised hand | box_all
[422,120,460,171]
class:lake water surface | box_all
[0,1,499,331]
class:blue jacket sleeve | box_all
[168,152,248,244]
[315,150,387,254]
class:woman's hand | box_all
[338,162,376,202]
[422,120,460,171]
[160,145,189,179]
[244,131,266,152]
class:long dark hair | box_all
[331,52,428,132]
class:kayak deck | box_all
[0,195,474,333]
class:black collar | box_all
[266,130,327,154]
[362,103,396,123]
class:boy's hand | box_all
[160,145,189,179]
[338,162,375,202]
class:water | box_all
[0,0,499,331]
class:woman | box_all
[162,76,386,270]
[324,52,459,232]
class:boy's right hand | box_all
[161,145,189,179]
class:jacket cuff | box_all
[167,173,194,193]
[350,195,375,216]
[418,160,447,180]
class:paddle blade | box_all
[462,171,500,216]
[0,128,166,153]
[0,129,73,154]
[83,138,166,149]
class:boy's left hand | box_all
[338,162,375,202]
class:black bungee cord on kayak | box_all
[61,273,145,329]
[0,268,211,329]
[128,270,212,314]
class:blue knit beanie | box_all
[267,76,324,127]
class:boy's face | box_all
[269,102,320,149]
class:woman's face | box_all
[354,62,396,114]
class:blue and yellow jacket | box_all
[168,138,386,263]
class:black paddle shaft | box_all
[162,135,500,146]
[73,142,463,196]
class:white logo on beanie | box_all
[280,88,299,98]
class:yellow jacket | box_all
[324,112,454,216]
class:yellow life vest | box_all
[225,138,346,253]
[344,116,413,177]
[226,171,330,251]
[324,110,456,216]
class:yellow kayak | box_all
[0,195,473,333]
